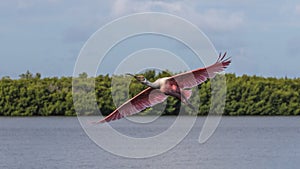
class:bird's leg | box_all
[165,91,196,111]
[181,94,197,111]
[186,102,196,111]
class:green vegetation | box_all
[0,70,299,116]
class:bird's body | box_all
[94,53,231,123]
[141,77,191,103]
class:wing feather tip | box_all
[218,52,231,68]
[89,119,106,125]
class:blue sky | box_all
[1,0,300,78]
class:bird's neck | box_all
[142,79,160,89]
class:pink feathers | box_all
[94,52,231,123]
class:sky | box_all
[1,0,300,78]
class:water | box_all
[0,117,300,169]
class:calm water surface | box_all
[0,117,299,169]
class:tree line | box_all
[0,70,299,116]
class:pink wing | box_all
[168,52,231,89]
[94,87,168,123]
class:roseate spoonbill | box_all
[94,53,231,123]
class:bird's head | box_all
[126,73,147,83]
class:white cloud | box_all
[192,9,244,32]
[296,4,300,14]
[16,0,62,9]
[110,0,244,33]
[17,0,35,9]
[111,0,129,16]
[111,0,183,16]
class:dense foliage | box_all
[0,71,299,116]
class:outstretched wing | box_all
[168,52,231,89]
[94,87,168,123]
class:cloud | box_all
[296,4,300,14]
[16,0,61,9]
[17,0,35,9]
[111,0,128,16]
[111,0,183,16]
[110,0,244,33]
[193,9,244,33]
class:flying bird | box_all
[94,53,231,123]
